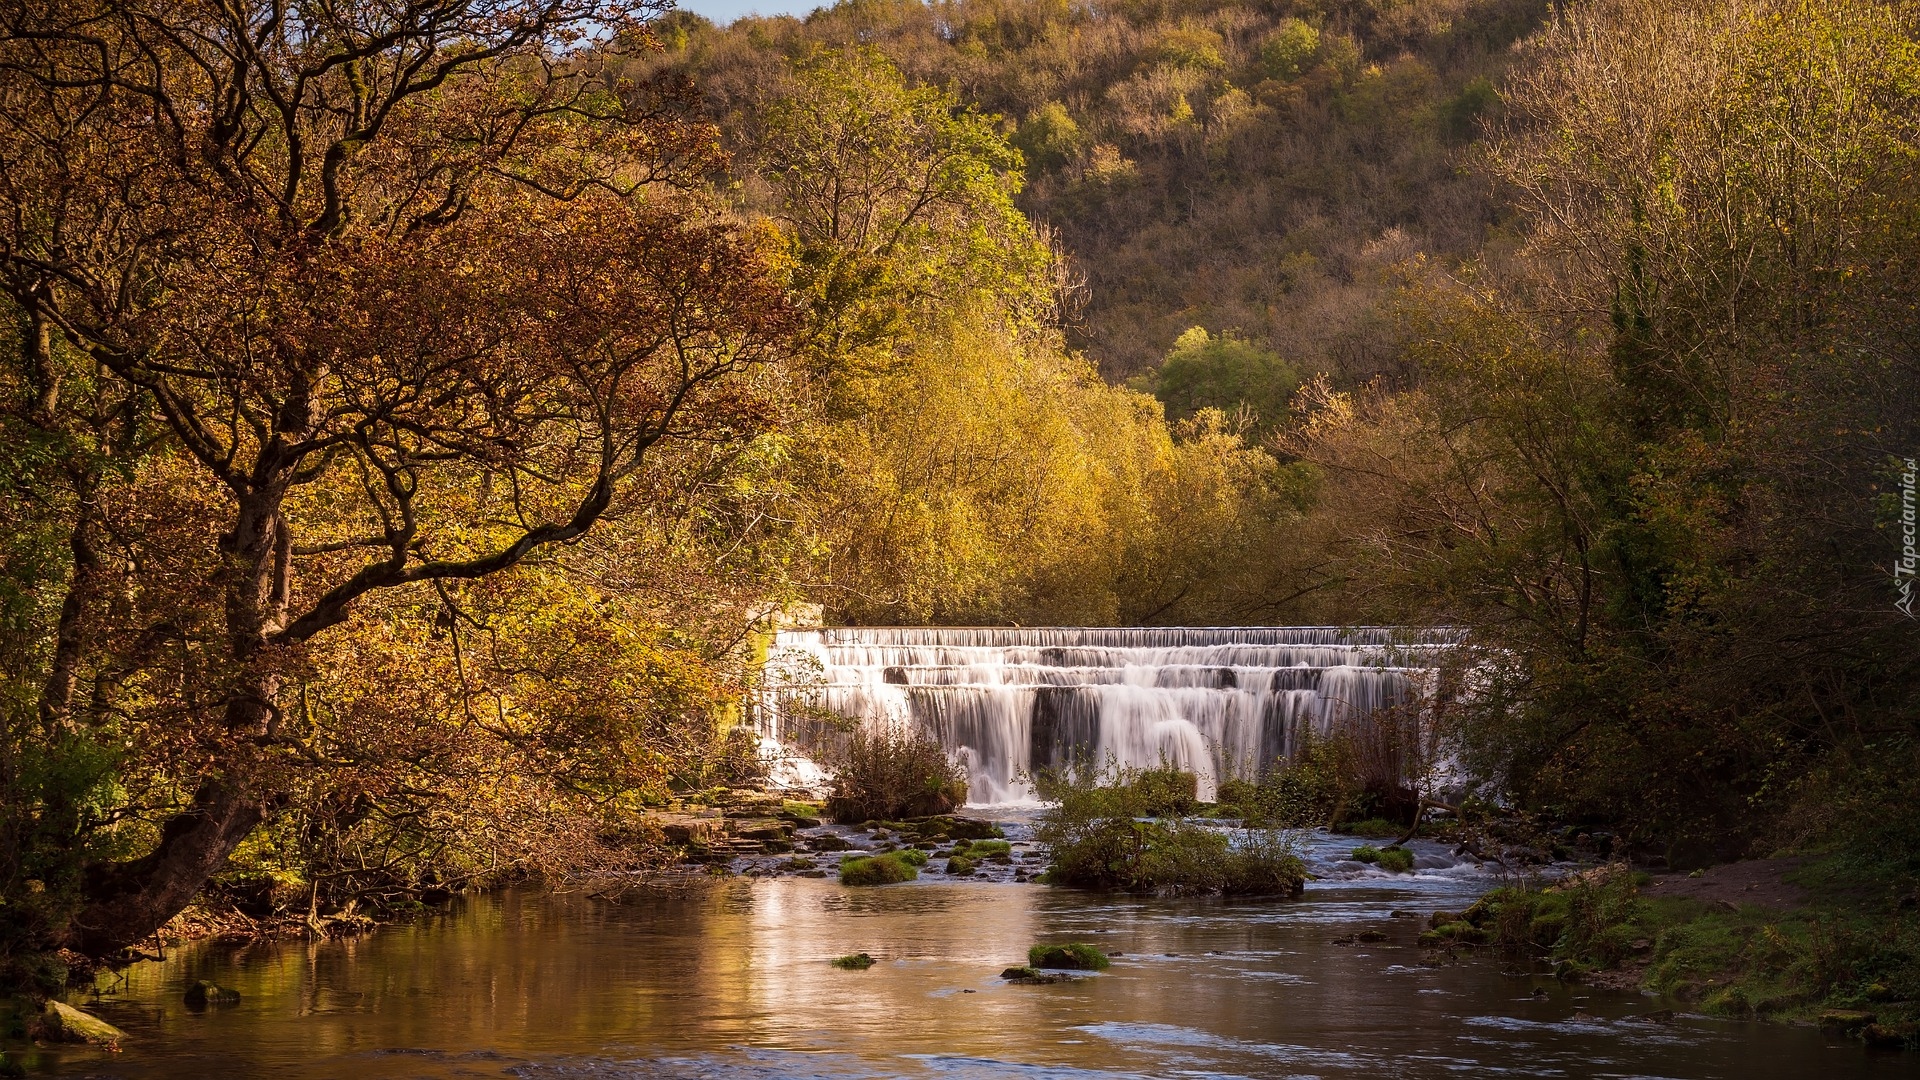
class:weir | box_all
[760,626,1456,805]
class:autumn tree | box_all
[1290,0,1920,854]
[0,0,795,958]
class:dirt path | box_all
[1641,856,1810,909]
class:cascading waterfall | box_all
[759,627,1455,805]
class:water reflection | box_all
[35,875,1904,1080]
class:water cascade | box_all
[760,627,1456,805]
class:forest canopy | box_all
[1,0,1918,989]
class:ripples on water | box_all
[31,828,1901,1080]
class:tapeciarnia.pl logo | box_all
[1899,456,1917,619]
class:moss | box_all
[1030,942,1110,970]
[838,852,920,885]
[945,856,976,875]
[831,953,876,970]
[950,837,1014,860]
[32,1001,125,1047]
[1350,845,1382,864]
[936,817,1005,840]
[1337,818,1405,838]
[1376,846,1415,873]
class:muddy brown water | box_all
[25,828,1904,1079]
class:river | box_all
[36,826,1898,1079]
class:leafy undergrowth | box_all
[1032,765,1305,896]
[1424,863,1920,1048]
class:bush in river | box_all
[1030,943,1110,970]
[1033,764,1304,895]
[838,851,923,885]
[1352,845,1415,872]
[831,953,876,969]
[1376,847,1415,873]
[824,726,968,822]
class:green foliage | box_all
[1350,844,1381,864]
[1121,765,1201,816]
[1219,733,1370,828]
[825,726,968,822]
[1029,942,1110,970]
[1013,101,1083,176]
[838,851,923,885]
[1259,18,1321,82]
[955,838,1010,859]
[1141,327,1300,434]
[1033,764,1305,895]
[1336,817,1405,838]
[945,855,976,874]
[831,952,877,969]
[1375,846,1415,873]
[1445,860,1920,1041]
[1439,75,1498,141]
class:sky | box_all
[675,0,822,23]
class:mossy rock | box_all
[940,817,1005,840]
[838,852,920,886]
[1029,943,1110,970]
[960,839,1011,858]
[33,1001,126,1047]
[1819,1009,1877,1033]
[945,856,976,875]
[807,834,855,852]
[831,953,876,970]
[1351,845,1382,864]
[1000,966,1076,984]
[184,980,241,1008]
[1376,847,1415,873]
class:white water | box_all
[760,627,1454,805]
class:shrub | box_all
[831,953,875,969]
[838,852,921,885]
[1234,732,1364,827]
[1030,943,1110,970]
[1033,764,1305,895]
[1351,844,1382,864]
[824,725,968,822]
[1125,765,1201,816]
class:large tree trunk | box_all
[67,495,289,958]
[66,779,269,956]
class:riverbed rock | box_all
[184,981,241,1008]
[1000,966,1077,985]
[942,817,1005,840]
[34,1001,126,1047]
[732,818,792,842]
[1029,943,1110,970]
[804,833,854,852]
[649,812,721,845]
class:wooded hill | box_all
[646,0,1545,380]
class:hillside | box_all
[649,0,1550,379]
